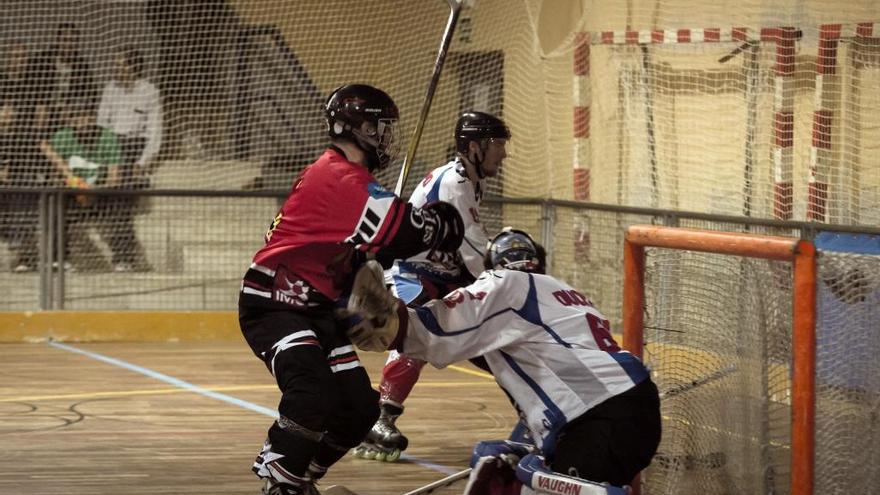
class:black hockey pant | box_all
[239,303,380,479]
[552,377,662,487]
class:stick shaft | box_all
[660,364,738,399]
[394,0,463,196]
[402,468,471,495]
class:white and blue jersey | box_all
[397,269,649,456]
[388,159,489,304]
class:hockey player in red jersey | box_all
[354,111,510,462]
[239,84,464,495]
[344,228,661,493]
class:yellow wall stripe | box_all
[0,311,240,342]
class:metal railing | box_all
[2,187,879,313]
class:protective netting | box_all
[814,250,880,494]
[1,1,874,201]
[1,0,879,284]
[635,235,880,495]
[640,248,793,494]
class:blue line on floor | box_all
[48,341,460,476]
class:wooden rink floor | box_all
[0,342,518,495]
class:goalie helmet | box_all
[455,111,510,154]
[484,228,544,274]
[325,84,400,171]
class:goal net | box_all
[623,225,880,495]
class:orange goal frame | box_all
[621,225,817,495]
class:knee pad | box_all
[273,350,336,431]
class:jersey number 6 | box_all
[586,312,620,352]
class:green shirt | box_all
[50,126,121,186]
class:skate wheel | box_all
[384,449,401,462]
[362,449,379,460]
[351,446,368,458]
[374,451,387,462]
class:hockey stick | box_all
[659,364,738,400]
[323,486,360,495]
[394,0,464,196]
[402,467,472,495]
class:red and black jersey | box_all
[241,147,436,310]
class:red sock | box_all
[379,351,426,403]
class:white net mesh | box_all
[814,249,880,494]
[642,248,793,494]
[1,0,879,281]
[2,1,872,202]
[636,233,880,495]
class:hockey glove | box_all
[463,440,533,495]
[347,260,397,321]
[422,201,464,253]
[347,311,400,353]
[344,260,401,352]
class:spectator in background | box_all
[96,46,160,272]
[97,46,162,183]
[30,23,98,141]
[0,42,40,272]
[39,104,147,272]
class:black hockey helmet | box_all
[454,110,510,155]
[325,84,400,170]
[484,227,544,273]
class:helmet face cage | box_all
[372,117,400,169]
[487,228,540,272]
[325,84,400,169]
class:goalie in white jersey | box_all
[356,111,510,461]
[346,228,661,490]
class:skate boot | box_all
[262,478,321,495]
[352,402,409,462]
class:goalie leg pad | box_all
[507,420,536,446]
[516,454,630,495]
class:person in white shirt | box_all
[97,46,161,184]
[355,111,509,461]
[96,47,159,272]
[345,228,661,490]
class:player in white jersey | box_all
[345,228,661,490]
[355,111,510,461]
